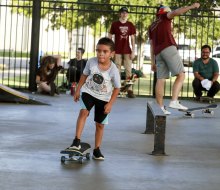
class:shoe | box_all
[93,147,104,160]
[68,137,81,150]
[161,106,171,115]
[169,100,188,110]
[127,90,135,98]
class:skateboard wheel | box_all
[78,157,83,164]
[86,153,90,160]
[210,111,214,115]
[61,156,66,163]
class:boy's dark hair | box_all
[77,48,85,54]
[97,37,115,52]
[201,44,211,52]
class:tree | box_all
[10,0,220,59]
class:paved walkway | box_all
[0,94,220,190]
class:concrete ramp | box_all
[0,84,49,105]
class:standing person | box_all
[67,37,121,160]
[149,3,200,115]
[109,7,136,98]
[36,55,62,96]
[66,48,87,87]
[192,44,220,100]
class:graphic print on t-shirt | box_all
[119,26,128,40]
[85,72,107,95]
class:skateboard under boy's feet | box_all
[60,142,91,164]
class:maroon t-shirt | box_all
[149,14,177,55]
[110,21,136,54]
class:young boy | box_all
[68,37,121,160]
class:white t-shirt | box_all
[81,57,121,102]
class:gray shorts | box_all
[155,46,185,79]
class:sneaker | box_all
[127,90,135,98]
[93,147,104,160]
[169,100,188,110]
[68,137,81,150]
[161,106,171,115]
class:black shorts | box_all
[81,92,108,124]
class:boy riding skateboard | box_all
[67,37,121,160]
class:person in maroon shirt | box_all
[149,3,200,115]
[109,7,136,98]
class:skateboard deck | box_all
[60,142,91,164]
[179,104,218,117]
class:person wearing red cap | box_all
[148,3,200,115]
[109,7,136,98]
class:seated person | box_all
[192,44,220,100]
[36,55,63,96]
[66,48,87,87]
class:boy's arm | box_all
[109,88,120,105]
[104,88,120,114]
[149,39,156,72]
[130,34,135,60]
[76,74,87,91]
[74,74,88,102]
[167,3,200,19]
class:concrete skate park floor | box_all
[0,94,220,190]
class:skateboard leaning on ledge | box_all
[178,104,218,117]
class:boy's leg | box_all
[92,99,108,160]
[123,54,135,97]
[171,72,185,101]
[155,78,165,107]
[95,122,104,149]
[169,72,188,110]
[114,54,123,73]
[123,54,132,79]
[75,109,89,139]
[69,109,89,150]
[155,51,169,108]
[93,122,105,160]
[159,46,188,110]
[69,93,93,149]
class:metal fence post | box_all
[29,0,41,92]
